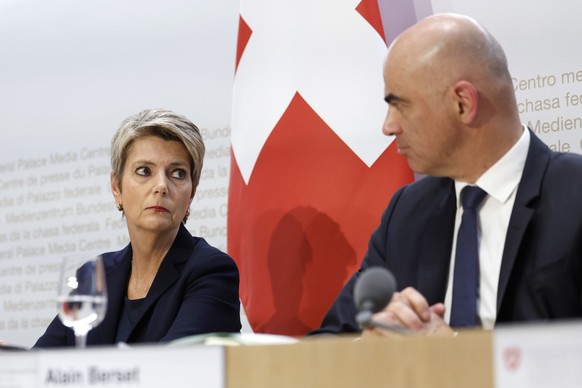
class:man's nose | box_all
[382,107,401,136]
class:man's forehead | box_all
[383,59,403,92]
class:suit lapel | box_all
[125,225,194,339]
[416,179,457,304]
[497,131,551,312]
[90,246,132,344]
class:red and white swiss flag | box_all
[228,0,414,335]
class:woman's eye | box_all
[135,166,151,176]
[172,169,187,179]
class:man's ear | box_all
[453,80,479,125]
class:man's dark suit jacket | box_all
[314,131,582,334]
[34,224,241,347]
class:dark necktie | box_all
[450,185,487,327]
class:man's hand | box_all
[362,287,454,337]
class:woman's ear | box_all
[453,80,479,125]
[110,171,121,202]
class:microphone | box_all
[353,266,409,334]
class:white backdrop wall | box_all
[1,0,581,347]
[0,0,241,347]
[432,0,582,152]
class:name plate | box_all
[1,345,224,388]
[494,322,582,388]
[0,352,38,388]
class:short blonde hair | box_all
[110,108,205,193]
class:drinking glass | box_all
[56,256,108,348]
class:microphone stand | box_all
[356,310,411,335]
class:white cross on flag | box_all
[228,0,416,335]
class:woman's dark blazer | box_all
[34,224,241,347]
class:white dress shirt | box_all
[444,127,530,329]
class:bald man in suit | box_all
[314,13,582,336]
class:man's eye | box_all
[135,166,151,176]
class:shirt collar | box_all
[455,126,530,207]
